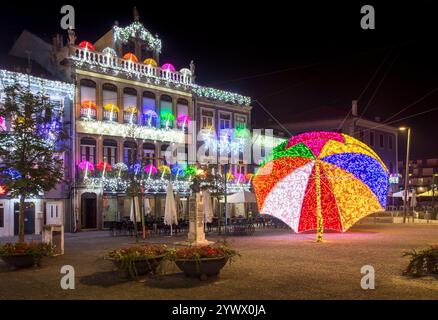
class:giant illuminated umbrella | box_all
[253,131,389,242]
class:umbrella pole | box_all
[315,162,324,242]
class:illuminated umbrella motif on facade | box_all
[234,173,245,184]
[113,162,128,178]
[144,164,158,179]
[104,104,119,121]
[81,100,96,120]
[130,163,142,176]
[177,114,190,130]
[158,165,171,179]
[144,110,158,127]
[79,41,95,51]
[123,52,138,63]
[171,164,185,179]
[96,162,112,172]
[161,63,176,72]
[253,131,389,242]
[78,161,94,179]
[184,165,197,177]
[143,58,158,67]
[160,110,175,129]
[102,47,117,56]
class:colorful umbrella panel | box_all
[253,131,389,241]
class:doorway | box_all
[81,193,97,229]
[14,202,35,235]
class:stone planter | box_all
[1,254,35,270]
[175,256,230,280]
[110,255,166,279]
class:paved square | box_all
[0,223,437,299]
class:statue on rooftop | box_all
[133,6,140,22]
[67,27,76,45]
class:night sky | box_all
[1,1,438,159]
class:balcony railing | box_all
[103,110,118,122]
[123,112,138,124]
[80,107,97,120]
[72,47,193,86]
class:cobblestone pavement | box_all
[0,224,437,300]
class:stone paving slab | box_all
[0,224,437,300]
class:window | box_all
[103,139,117,166]
[379,134,384,148]
[123,88,137,124]
[123,141,137,165]
[160,144,170,165]
[219,112,231,130]
[235,114,247,130]
[0,203,4,228]
[388,135,393,150]
[80,138,96,164]
[80,79,96,102]
[143,143,156,165]
[160,95,173,128]
[142,91,157,127]
[177,99,189,130]
[369,132,375,146]
[201,109,214,129]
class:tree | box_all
[0,83,66,243]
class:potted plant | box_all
[169,241,239,280]
[105,244,168,279]
[403,245,438,277]
[0,242,54,270]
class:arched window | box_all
[177,98,189,130]
[80,137,96,164]
[103,139,117,166]
[80,79,97,120]
[123,88,138,124]
[123,141,137,165]
[102,83,118,122]
[142,91,157,127]
[160,144,170,165]
[143,143,156,165]
[160,95,173,129]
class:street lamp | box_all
[399,127,411,223]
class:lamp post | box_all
[399,127,411,223]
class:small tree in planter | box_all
[0,83,67,243]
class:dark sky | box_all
[1,1,438,159]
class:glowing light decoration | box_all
[143,58,158,67]
[113,21,162,53]
[0,185,6,195]
[78,161,94,171]
[102,47,117,56]
[76,120,184,143]
[158,165,171,179]
[184,165,197,177]
[177,114,190,129]
[171,164,185,176]
[5,168,21,180]
[78,41,95,51]
[113,162,128,178]
[144,164,158,177]
[123,52,138,63]
[96,162,112,171]
[161,63,176,72]
[253,131,389,242]
[143,110,158,127]
[160,110,175,129]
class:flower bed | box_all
[169,241,239,280]
[403,245,438,277]
[105,244,168,279]
[0,242,54,269]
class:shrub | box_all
[403,245,438,277]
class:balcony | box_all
[123,111,138,124]
[80,107,97,120]
[103,110,118,122]
[71,46,193,86]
